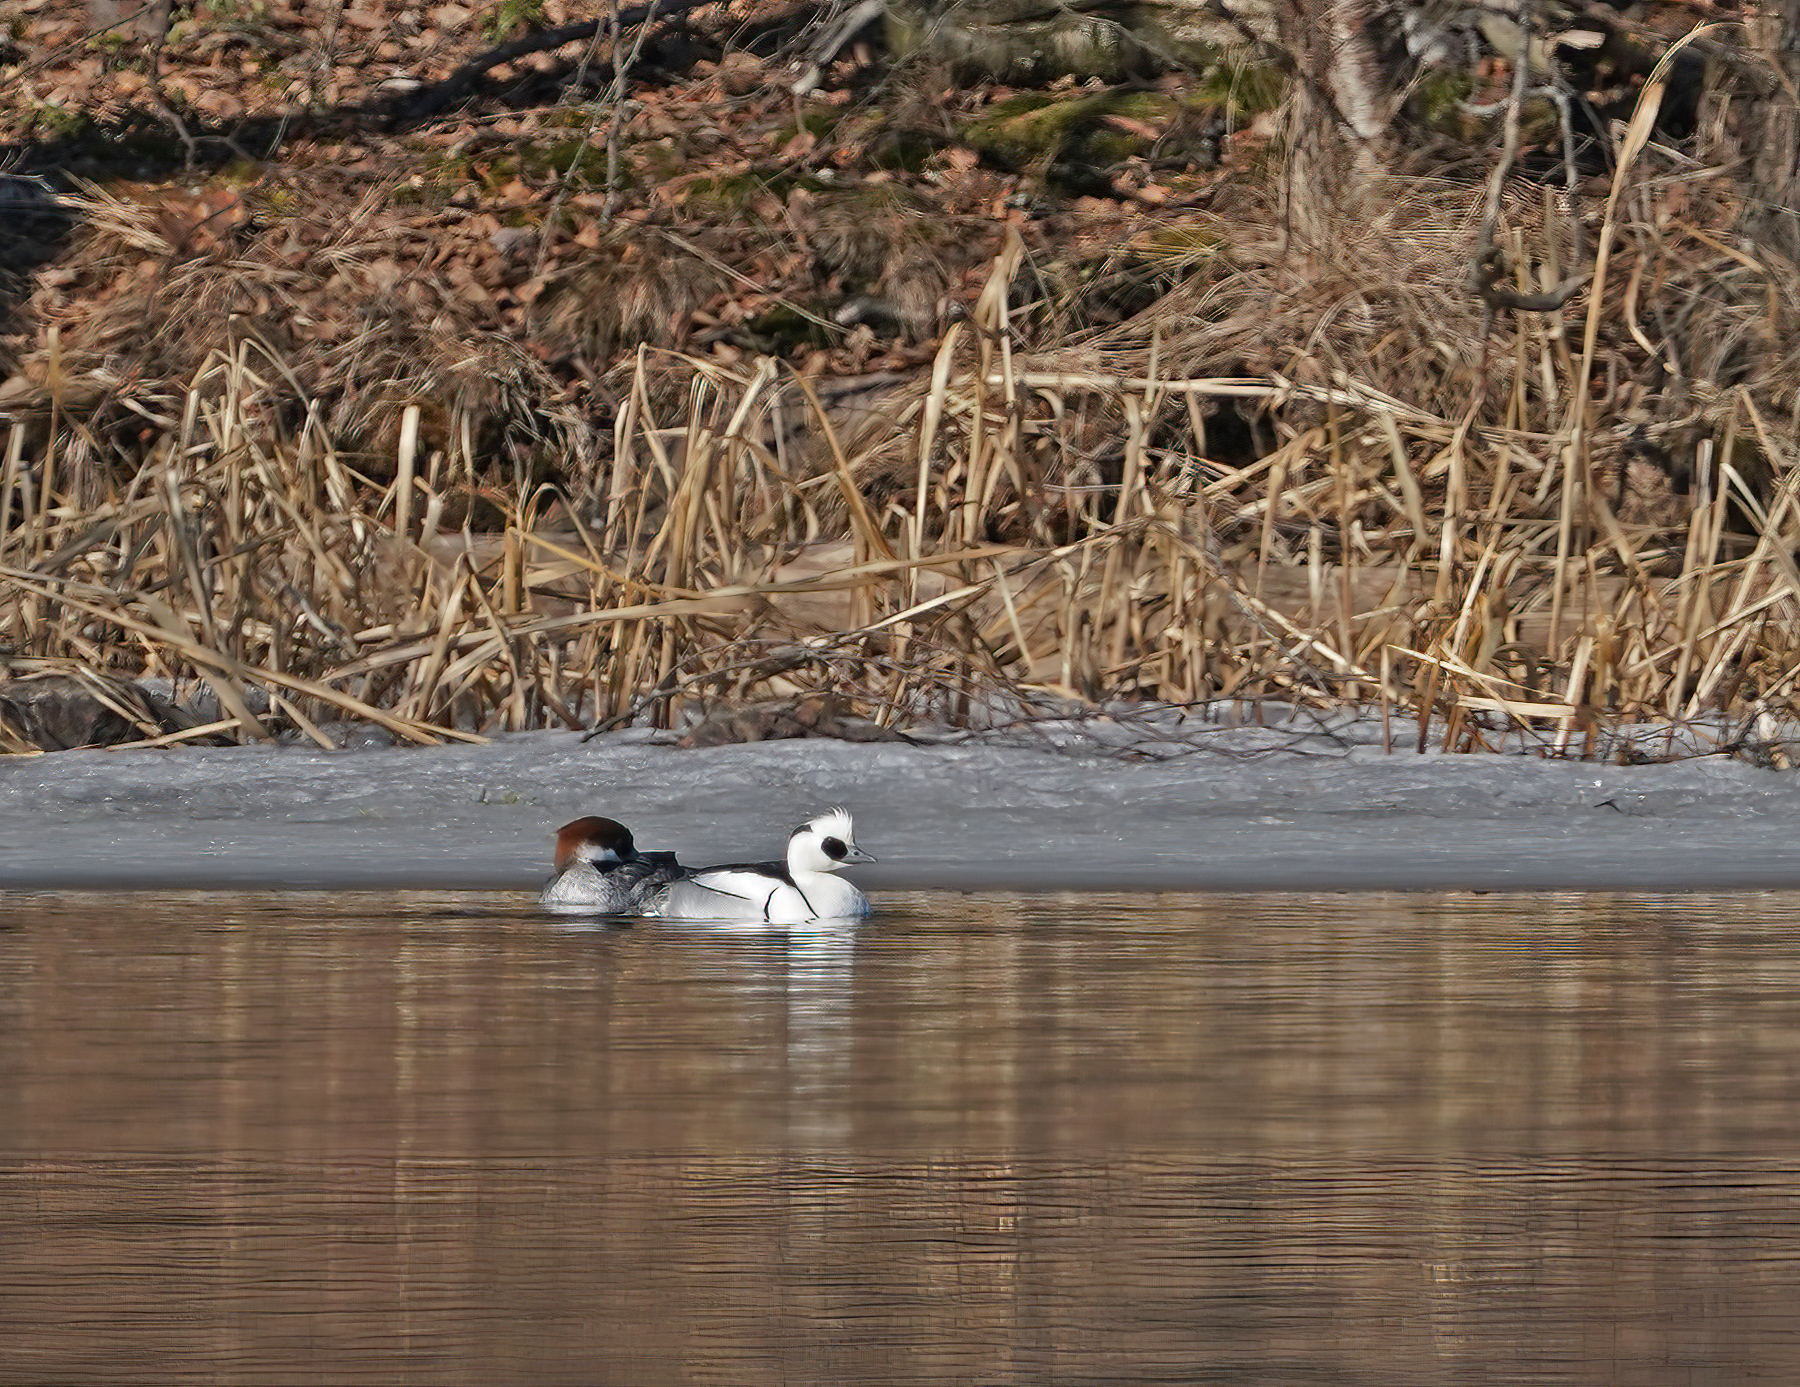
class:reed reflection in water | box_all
[3,889,1800,1384]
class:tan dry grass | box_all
[7,78,1800,755]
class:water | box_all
[4,888,1800,1384]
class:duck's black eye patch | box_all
[822,836,847,860]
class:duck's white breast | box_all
[654,869,868,923]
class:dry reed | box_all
[6,83,1800,760]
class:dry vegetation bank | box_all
[3,0,1799,758]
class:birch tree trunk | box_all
[1274,0,1399,254]
[1743,0,1800,264]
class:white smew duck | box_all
[650,807,874,924]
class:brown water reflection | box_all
[3,889,1800,1384]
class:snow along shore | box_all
[4,704,1800,895]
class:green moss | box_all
[965,89,1177,170]
[682,171,773,218]
[482,0,547,42]
[29,102,89,139]
[469,138,610,190]
[1127,223,1223,262]
[212,158,267,189]
[964,91,1059,166]
[1193,59,1285,119]
[258,180,304,215]
[884,8,923,58]
[1408,69,1475,130]
[679,169,819,221]
[419,114,690,197]
[799,107,844,141]
[197,0,270,20]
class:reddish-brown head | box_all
[552,816,636,872]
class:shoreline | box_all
[5,721,1800,895]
